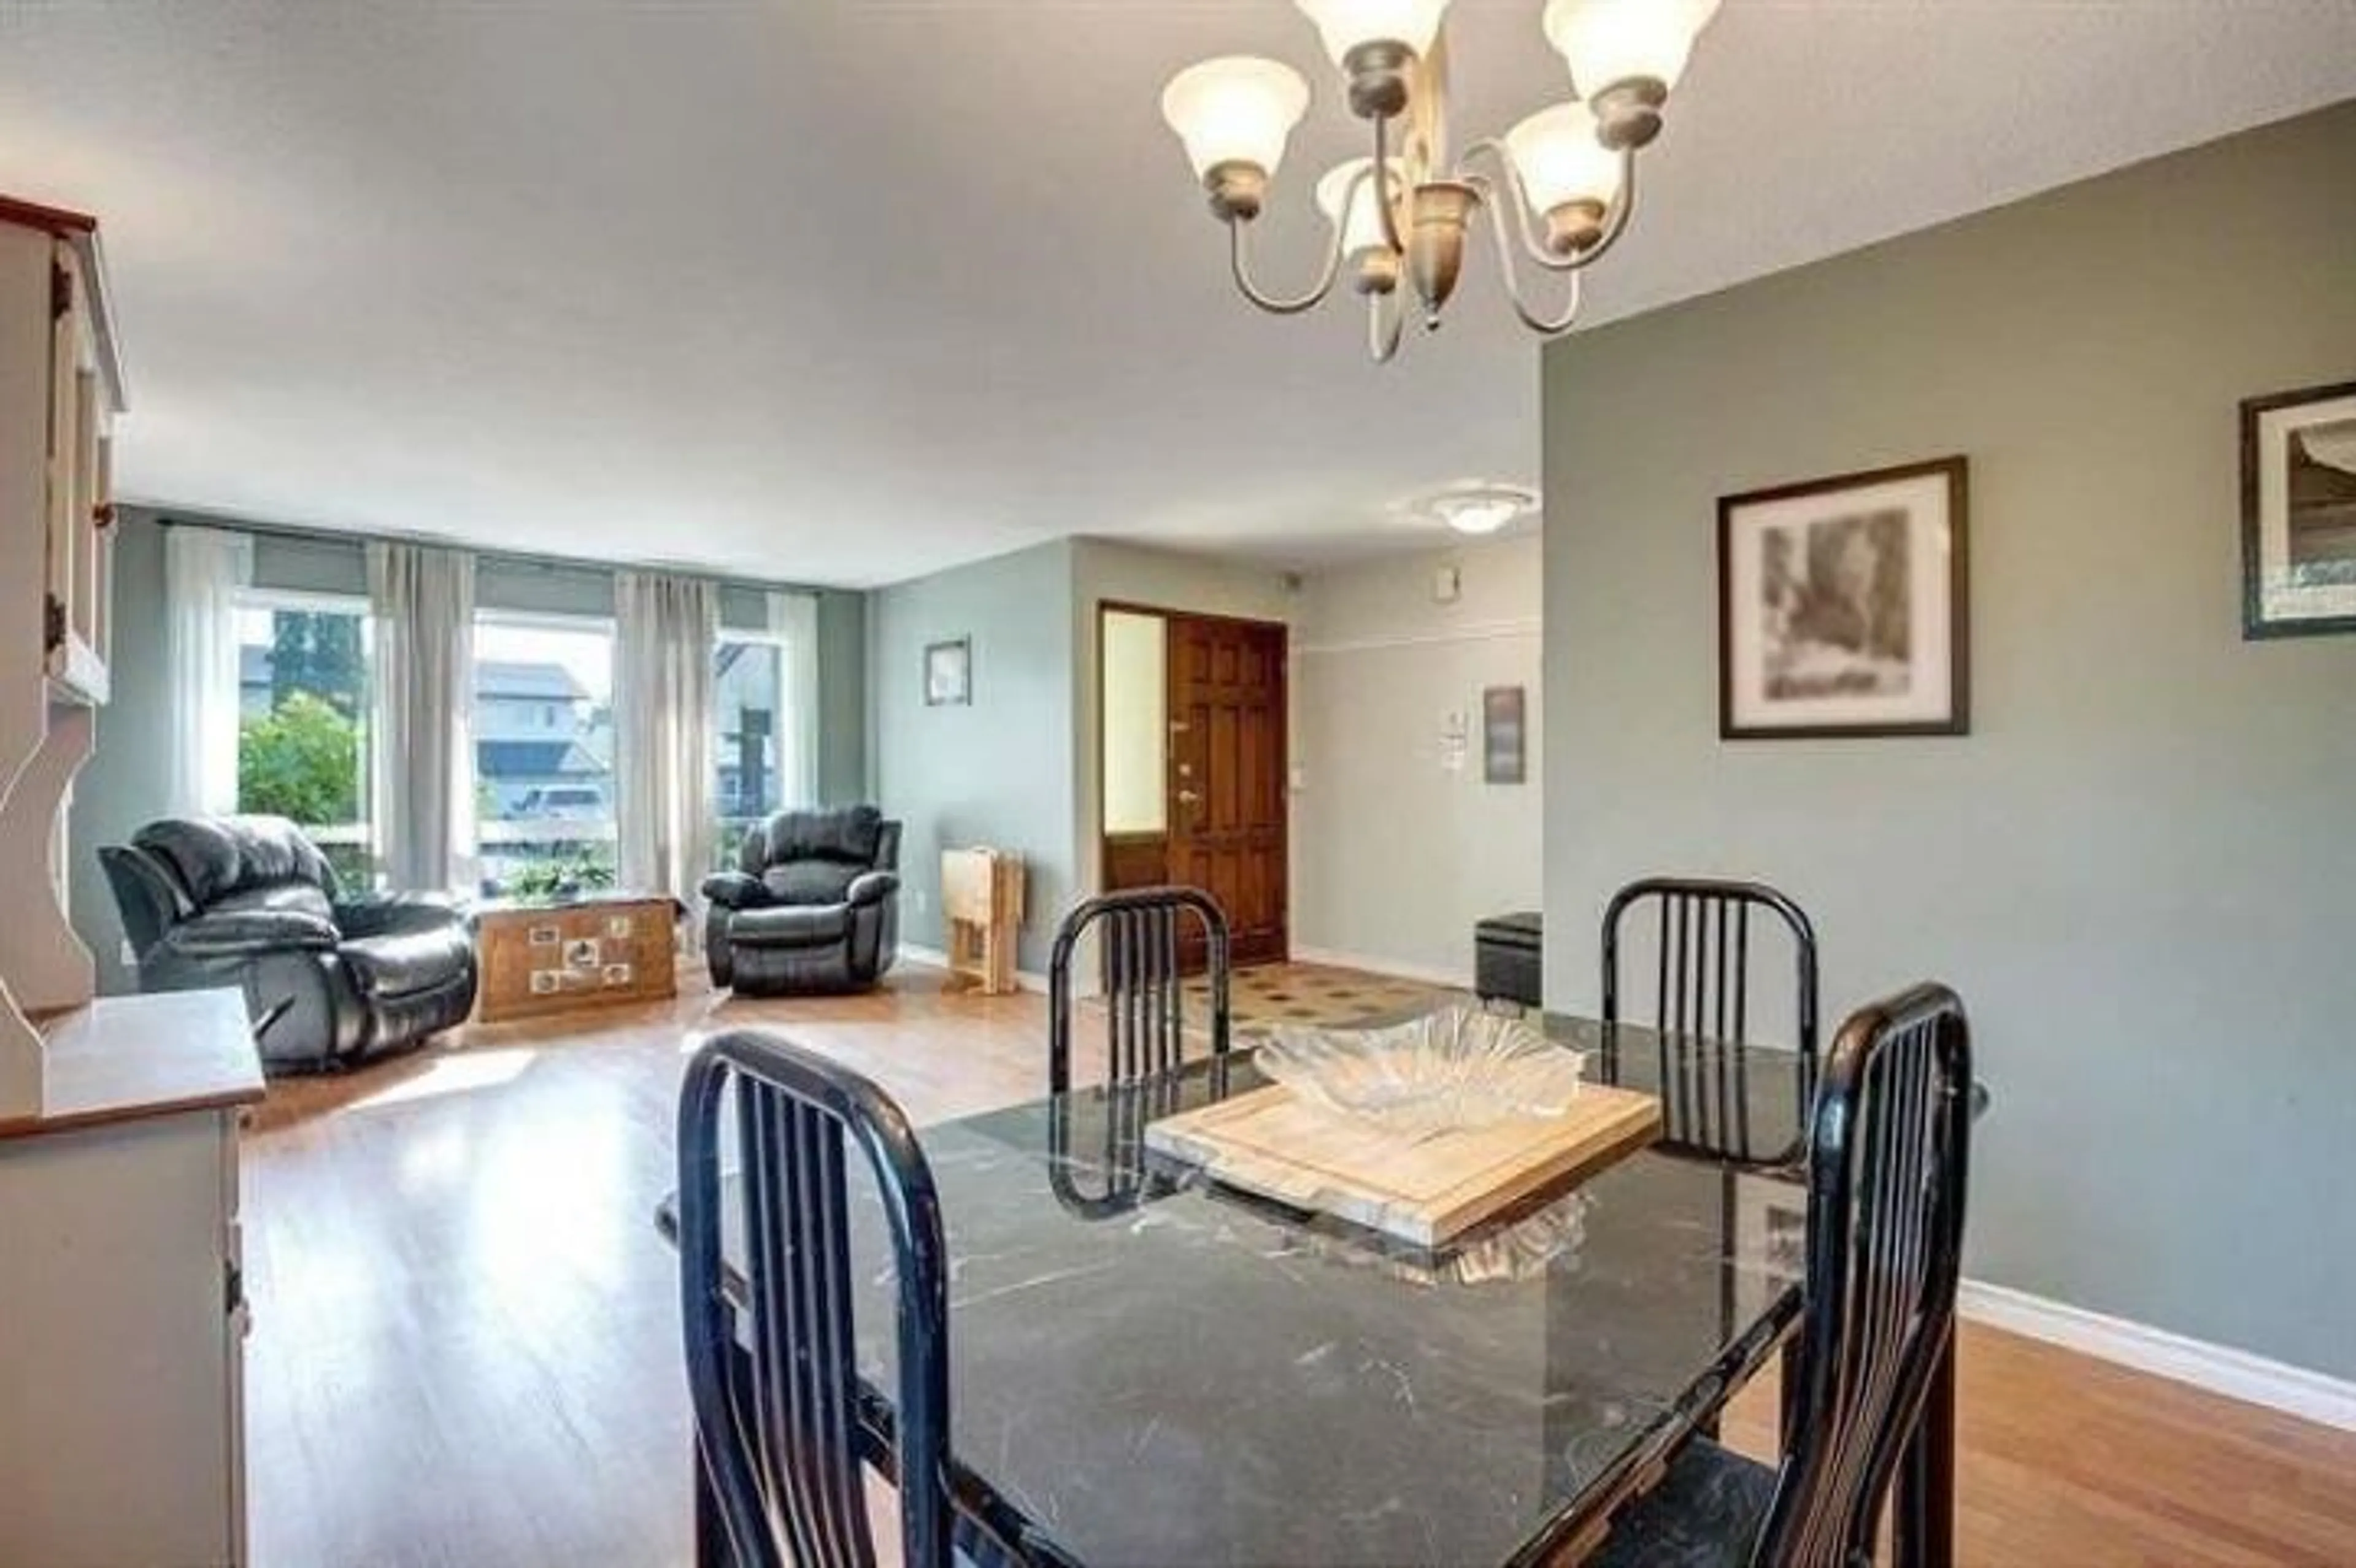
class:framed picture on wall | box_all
[1482,686,1526,784]
[924,637,971,706]
[2242,379,2356,640]
[1718,456,1969,739]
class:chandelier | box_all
[1160,0,1720,361]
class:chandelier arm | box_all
[1367,287,1404,364]
[1572,147,1642,271]
[1225,212,1345,317]
[1472,172,1588,336]
[1371,111,1409,259]
[1457,139,1576,274]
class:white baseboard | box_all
[1958,1280,2356,1432]
[895,943,1049,995]
[1288,945,1469,991]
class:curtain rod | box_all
[142,507,845,600]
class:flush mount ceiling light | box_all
[1160,0,1721,362]
[1410,482,1539,536]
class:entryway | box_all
[1097,603,1288,969]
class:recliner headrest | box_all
[752,806,885,867]
[133,815,339,910]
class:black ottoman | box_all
[1474,911,1542,1009]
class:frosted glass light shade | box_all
[1434,495,1521,534]
[1294,0,1451,64]
[1161,56,1312,179]
[1315,157,1405,255]
[1541,0,1722,95]
[1504,102,1622,213]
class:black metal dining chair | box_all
[1601,877,1821,1165]
[1046,886,1232,1096]
[1588,982,1976,1568]
[675,1029,961,1568]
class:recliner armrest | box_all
[341,926,474,1001]
[336,891,470,940]
[701,872,772,911]
[846,870,899,908]
[161,908,342,960]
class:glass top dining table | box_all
[664,1013,1833,1568]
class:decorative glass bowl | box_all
[1256,1004,1587,1137]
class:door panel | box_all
[1166,613,1288,969]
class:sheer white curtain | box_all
[617,571,718,922]
[163,525,253,817]
[368,542,476,891]
[768,590,821,807]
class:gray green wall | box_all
[69,507,870,991]
[1292,533,1542,981]
[1542,102,2356,1379]
[869,539,1077,974]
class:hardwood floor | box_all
[242,966,2356,1567]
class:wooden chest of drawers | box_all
[474,894,680,1023]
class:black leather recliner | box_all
[700,807,901,995]
[100,815,479,1072]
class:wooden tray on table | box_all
[1143,1080,1661,1247]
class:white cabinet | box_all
[0,198,242,1566]
[0,990,263,1566]
[0,193,125,1115]
[42,229,117,703]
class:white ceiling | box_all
[0,2,2350,588]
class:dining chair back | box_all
[1047,886,1232,1096]
[1600,877,1820,1162]
[676,1029,953,1568]
[1757,982,1974,1566]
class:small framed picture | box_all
[1482,686,1526,784]
[925,637,972,706]
[1719,456,1969,740]
[1734,1180,1810,1328]
[563,937,601,971]
[529,970,561,996]
[2242,379,2356,639]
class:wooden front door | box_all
[1164,612,1288,968]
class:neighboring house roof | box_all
[242,649,592,705]
[477,739,606,778]
[475,661,590,703]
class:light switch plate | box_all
[1433,565,1462,603]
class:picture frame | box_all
[924,637,972,706]
[1719,455,1969,739]
[2241,379,2356,640]
[1482,686,1526,784]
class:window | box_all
[234,594,374,887]
[474,614,616,897]
[712,635,794,864]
